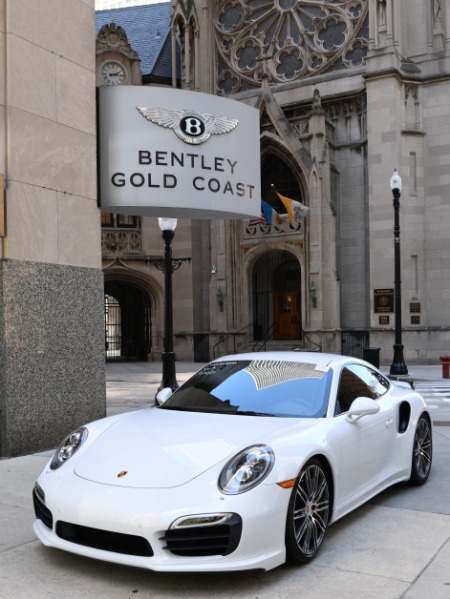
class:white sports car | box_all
[33,352,432,572]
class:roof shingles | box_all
[95,3,172,77]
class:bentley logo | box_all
[136,107,239,145]
[117,470,128,478]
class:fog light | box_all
[171,513,233,528]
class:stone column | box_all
[308,93,340,348]
[0,0,105,457]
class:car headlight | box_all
[219,444,274,495]
[50,427,88,470]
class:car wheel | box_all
[285,457,331,564]
[409,414,432,485]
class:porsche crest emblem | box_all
[136,106,239,145]
[117,470,128,478]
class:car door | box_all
[333,364,395,506]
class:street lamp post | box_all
[389,169,408,376]
[144,219,191,395]
[158,217,179,392]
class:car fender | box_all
[263,420,341,497]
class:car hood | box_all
[74,407,312,489]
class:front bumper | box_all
[33,467,289,572]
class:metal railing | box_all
[212,323,323,358]
[212,323,254,359]
[252,323,275,352]
[341,330,369,359]
[302,329,322,352]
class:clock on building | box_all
[101,60,127,85]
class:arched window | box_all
[261,152,304,216]
[104,283,151,361]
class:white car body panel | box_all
[32,352,431,572]
[73,409,316,488]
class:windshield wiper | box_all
[158,405,194,412]
[199,409,275,416]
[158,405,275,416]
[235,410,275,417]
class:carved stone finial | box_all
[312,89,322,109]
[311,88,325,114]
[96,23,139,59]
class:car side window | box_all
[335,364,390,415]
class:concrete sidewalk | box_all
[1,360,450,598]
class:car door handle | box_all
[385,418,394,429]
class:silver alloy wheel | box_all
[286,459,331,562]
[411,415,432,484]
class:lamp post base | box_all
[390,343,408,376]
[160,351,179,392]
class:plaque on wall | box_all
[379,315,390,325]
[410,302,421,313]
[411,315,421,325]
[374,289,394,313]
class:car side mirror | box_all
[345,396,380,423]
[155,387,173,405]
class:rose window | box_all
[215,0,368,92]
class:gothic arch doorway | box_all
[260,148,305,214]
[253,251,302,342]
[104,281,151,361]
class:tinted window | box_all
[336,364,390,414]
[160,359,332,418]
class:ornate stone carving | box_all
[433,0,442,28]
[215,0,368,93]
[244,218,304,239]
[96,23,139,59]
[102,230,142,255]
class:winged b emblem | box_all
[137,106,239,145]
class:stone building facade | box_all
[0,0,105,457]
[0,1,446,457]
[97,0,450,368]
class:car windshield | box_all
[159,359,332,418]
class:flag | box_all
[261,200,284,226]
[247,215,267,226]
[247,210,267,227]
[248,200,284,227]
[276,192,309,223]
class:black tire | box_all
[409,414,432,485]
[285,458,331,564]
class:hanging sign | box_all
[98,87,261,219]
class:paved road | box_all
[2,429,450,599]
[1,361,450,598]
[414,381,450,423]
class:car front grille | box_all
[56,521,153,557]
[160,514,242,557]
[33,485,53,530]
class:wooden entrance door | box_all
[274,291,301,340]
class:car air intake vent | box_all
[161,514,242,557]
[56,521,153,557]
[33,486,53,530]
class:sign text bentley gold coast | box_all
[98,87,261,219]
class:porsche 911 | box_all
[33,352,432,572]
